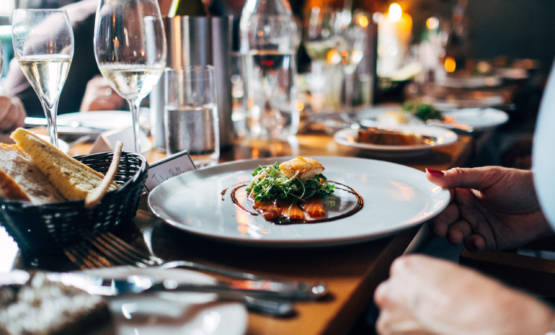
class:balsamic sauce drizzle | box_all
[229,181,364,224]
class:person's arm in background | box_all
[0,88,25,132]
[79,75,124,112]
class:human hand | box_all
[80,75,124,112]
[375,255,555,335]
[0,92,26,132]
[426,166,553,252]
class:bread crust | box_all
[0,143,66,204]
[0,168,31,202]
[11,128,119,201]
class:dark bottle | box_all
[168,0,209,17]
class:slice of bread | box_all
[11,129,119,201]
[0,144,65,204]
[0,169,31,202]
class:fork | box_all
[67,232,312,285]
[64,232,316,316]
[64,232,327,297]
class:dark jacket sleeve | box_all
[4,0,100,117]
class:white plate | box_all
[37,135,70,154]
[56,111,149,138]
[357,105,509,131]
[334,125,458,158]
[84,267,247,335]
[441,108,509,130]
[148,157,450,248]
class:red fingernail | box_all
[426,168,445,177]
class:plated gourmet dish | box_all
[230,156,363,224]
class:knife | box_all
[47,273,301,316]
[48,273,327,300]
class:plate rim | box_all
[333,127,458,152]
[357,105,509,130]
[148,156,451,248]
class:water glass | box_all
[165,66,220,167]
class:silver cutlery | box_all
[63,232,328,316]
[66,232,327,299]
[47,272,295,316]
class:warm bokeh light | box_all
[296,99,305,112]
[357,15,369,28]
[444,57,456,72]
[373,12,384,24]
[327,49,341,64]
[388,3,402,22]
[426,17,439,30]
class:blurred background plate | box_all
[334,125,458,158]
[441,108,509,130]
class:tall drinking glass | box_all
[11,10,74,147]
[94,0,166,154]
[331,20,366,114]
[165,66,220,167]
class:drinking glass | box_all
[11,9,74,148]
[334,24,366,113]
[165,66,220,168]
[94,0,166,154]
[240,0,298,139]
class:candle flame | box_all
[444,57,456,72]
[388,3,402,22]
[357,15,369,28]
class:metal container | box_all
[150,16,233,151]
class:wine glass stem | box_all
[344,72,354,114]
[42,100,59,148]
[128,98,143,154]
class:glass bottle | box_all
[239,0,299,139]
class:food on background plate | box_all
[0,272,112,335]
[375,102,442,126]
[401,101,442,121]
[357,128,423,146]
[246,157,335,223]
[376,110,409,125]
[0,128,119,204]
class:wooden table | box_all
[1,133,473,335]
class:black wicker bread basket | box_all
[0,151,147,255]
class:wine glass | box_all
[328,13,366,114]
[94,0,166,153]
[303,7,336,94]
[11,10,74,148]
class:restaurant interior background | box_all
[1,0,554,171]
[0,1,554,334]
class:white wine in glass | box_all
[12,10,74,148]
[98,64,164,101]
[94,0,167,154]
